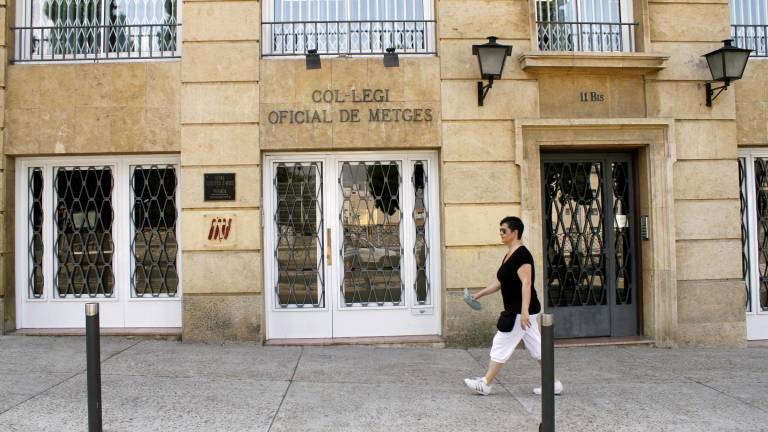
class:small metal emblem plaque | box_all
[204,173,236,201]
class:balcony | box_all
[732,24,768,57]
[12,0,180,63]
[262,20,435,56]
[537,21,638,53]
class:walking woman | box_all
[464,216,564,396]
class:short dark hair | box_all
[500,216,524,239]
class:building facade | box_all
[0,0,765,346]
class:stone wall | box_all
[0,0,6,333]
[736,60,768,147]
[647,0,745,346]
[179,0,262,342]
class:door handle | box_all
[327,228,333,266]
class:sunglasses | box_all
[499,228,509,235]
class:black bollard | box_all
[540,313,555,432]
[86,303,102,432]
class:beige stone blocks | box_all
[673,160,739,200]
[181,124,260,166]
[650,42,722,82]
[183,1,260,42]
[736,102,768,145]
[677,279,744,325]
[443,290,503,346]
[676,321,746,347]
[181,83,259,124]
[182,209,261,251]
[182,294,261,342]
[443,162,520,204]
[539,74,645,119]
[646,81,735,120]
[183,251,262,294]
[182,42,260,83]
[442,121,514,162]
[649,3,730,42]
[445,204,520,246]
[676,239,741,280]
[5,63,181,154]
[674,199,740,240]
[444,245,506,289]
[439,0,529,40]
[441,80,538,120]
[181,166,261,209]
[440,39,531,80]
[675,120,737,160]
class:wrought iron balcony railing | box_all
[732,24,768,57]
[537,21,638,53]
[12,23,181,62]
[262,20,436,56]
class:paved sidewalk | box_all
[1,336,767,431]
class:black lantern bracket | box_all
[472,36,512,106]
[705,82,729,107]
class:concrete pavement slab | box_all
[622,346,768,382]
[690,378,768,412]
[0,371,72,412]
[0,336,139,374]
[0,373,288,432]
[269,381,538,432]
[102,340,301,380]
[293,346,483,388]
[509,381,768,432]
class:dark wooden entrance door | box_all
[541,154,638,338]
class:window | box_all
[19,157,180,301]
[731,0,767,56]
[13,0,180,62]
[262,0,436,55]
[536,0,636,52]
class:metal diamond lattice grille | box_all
[29,168,45,298]
[413,161,430,305]
[739,158,752,311]
[274,163,325,308]
[543,162,606,307]
[130,165,179,297]
[754,158,768,311]
[53,166,115,298]
[340,162,403,306]
[612,162,632,305]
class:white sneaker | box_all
[464,377,493,396]
[533,380,563,395]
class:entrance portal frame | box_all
[515,119,677,346]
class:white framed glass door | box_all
[15,155,182,329]
[263,152,441,339]
[739,150,768,340]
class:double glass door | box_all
[263,152,440,339]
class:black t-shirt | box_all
[496,246,541,315]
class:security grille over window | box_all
[54,166,115,298]
[611,161,633,306]
[12,0,180,62]
[339,161,403,306]
[730,0,768,56]
[536,0,637,52]
[742,156,768,312]
[412,161,430,305]
[29,168,45,299]
[130,165,179,297]
[274,162,326,308]
[740,158,753,311]
[262,0,435,55]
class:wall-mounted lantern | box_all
[306,49,321,70]
[703,39,751,107]
[472,36,512,106]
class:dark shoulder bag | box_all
[496,310,517,332]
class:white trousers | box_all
[489,314,541,363]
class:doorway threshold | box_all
[265,335,446,348]
[554,336,654,348]
[10,328,181,340]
